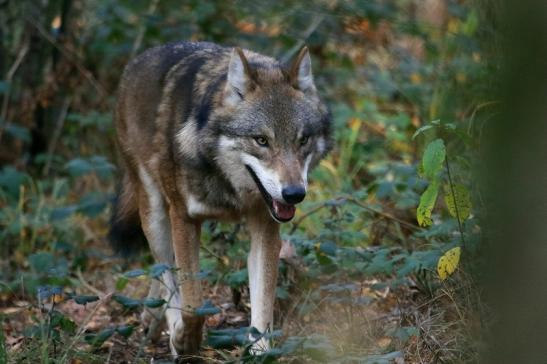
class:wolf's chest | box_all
[186,194,241,221]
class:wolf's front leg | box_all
[246,215,282,355]
[168,204,204,357]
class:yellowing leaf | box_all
[349,117,362,133]
[52,293,65,304]
[437,247,461,281]
[417,181,439,227]
[444,184,471,223]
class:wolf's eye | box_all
[300,136,309,146]
[254,136,269,147]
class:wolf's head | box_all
[213,47,332,223]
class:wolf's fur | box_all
[110,41,332,357]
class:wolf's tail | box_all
[108,174,148,256]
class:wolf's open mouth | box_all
[245,165,296,223]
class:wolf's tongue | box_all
[272,200,296,220]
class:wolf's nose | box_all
[282,186,306,204]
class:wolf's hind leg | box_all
[137,166,187,354]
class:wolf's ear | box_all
[226,48,253,102]
[290,46,315,92]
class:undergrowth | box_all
[0,0,496,363]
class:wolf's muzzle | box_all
[244,164,298,223]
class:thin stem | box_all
[289,195,422,234]
[0,38,30,143]
[43,96,72,176]
[130,0,160,59]
[444,154,466,247]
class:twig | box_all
[289,200,334,234]
[105,343,114,364]
[24,16,107,98]
[43,96,72,176]
[344,195,423,231]
[0,39,30,143]
[59,292,113,363]
[201,244,225,265]
[281,14,325,63]
[76,267,106,296]
[134,279,176,361]
[289,195,422,234]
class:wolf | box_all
[109,41,332,357]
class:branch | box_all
[343,195,423,231]
[281,14,325,63]
[289,199,337,234]
[0,39,30,143]
[24,17,107,98]
[130,0,161,59]
[289,195,422,234]
[43,96,72,176]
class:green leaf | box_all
[207,327,249,349]
[417,181,439,227]
[55,315,77,334]
[276,286,289,299]
[422,139,445,180]
[319,242,337,256]
[412,124,435,139]
[95,328,116,343]
[142,298,166,308]
[124,269,146,278]
[149,263,170,278]
[73,295,99,305]
[77,192,107,217]
[50,205,78,221]
[226,269,247,288]
[112,294,141,309]
[0,166,28,199]
[4,124,31,142]
[89,155,115,179]
[412,119,441,140]
[65,158,93,177]
[195,300,221,316]
[115,276,129,291]
[85,328,115,346]
[315,249,333,266]
[116,325,134,338]
[444,184,471,223]
[364,249,392,275]
[28,253,55,274]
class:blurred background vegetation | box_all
[0,0,508,363]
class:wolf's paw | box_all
[169,315,205,359]
[249,336,270,356]
[141,309,165,342]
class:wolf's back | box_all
[109,42,225,256]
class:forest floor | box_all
[1,237,467,363]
